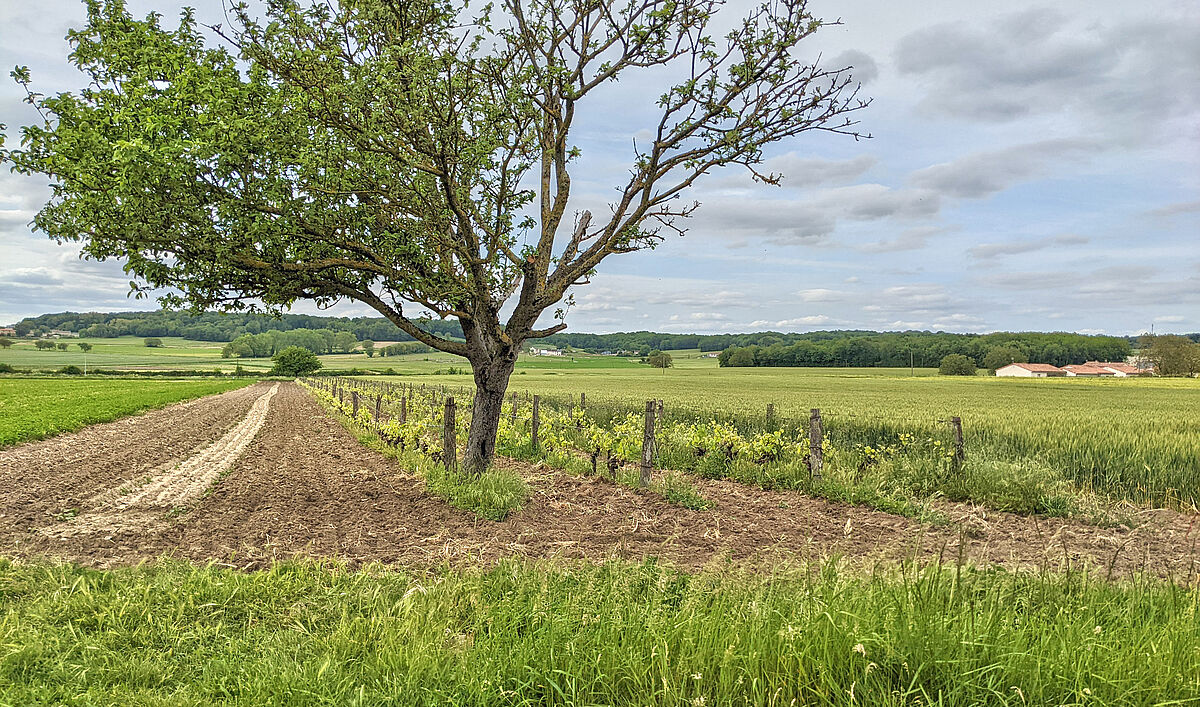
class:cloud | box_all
[858,226,947,254]
[909,139,1096,199]
[968,233,1088,259]
[829,50,879,85]
[695,184,939,247]
[1148,200,1200,218]
[708,154,876,190]
[894,8,1200,144]
[795,288,843,302]
[774,315,833,328]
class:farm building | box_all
[995,363,1068,377]
[1063,364,1116,377]
[1082,361,1148,377]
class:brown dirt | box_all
[2,381,1198,577]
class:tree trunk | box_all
[461,351,518,475]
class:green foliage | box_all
[269,346,322,376]
[644,349,673,369]
[718,331,1132,368]
[982,345,1026,372]
[2,558,1200,705]
[422,463,528,522]
[143,337,163,348]
[938,354,976,376]
[0,378,252,448]
[1140,334,1199,376]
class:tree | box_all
[5,0,867,473]
[645,350,673,370]
[333,331,358,355]
[270,346,323,376]
[144,337,164,348]
[362,340,375,358]
[1139,334,1200,376]
[0,337,11,349]
[939,354,976,376]
[982,345,1026,373]
[77,341,92,352]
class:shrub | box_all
[938,354,976,376]
[270,346,322,376]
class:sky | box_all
[1,0,1198,335]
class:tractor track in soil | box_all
[1,382,1198,577]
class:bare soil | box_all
[1,382,1197,577]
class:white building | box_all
[995,362,1067,377]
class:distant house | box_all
[0,327,15,337]
[47,329,79,338]
[1082,361,1148,377]
[995,363,1067,378]
[1063,364,1116,377]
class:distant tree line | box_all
[10,311,463,343]
[717,332,1132,369]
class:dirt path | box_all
[43,383,280,540]
[0,382,270,547]
[2,381,1198,577]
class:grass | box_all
[0,378,254,448]
[0,557,1198,705]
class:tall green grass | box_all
[1,558,1197,705]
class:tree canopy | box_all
[4,0,867,472]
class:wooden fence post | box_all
[809,408,823,481]
[443,397,457,472]
[951,416,965,470]
[531,395,540,452]
[640,400,656,487]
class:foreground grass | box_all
[0,378,254,448]
[1,558,1198,705]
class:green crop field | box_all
[366,362,1200,515]
[0,378,254,448]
